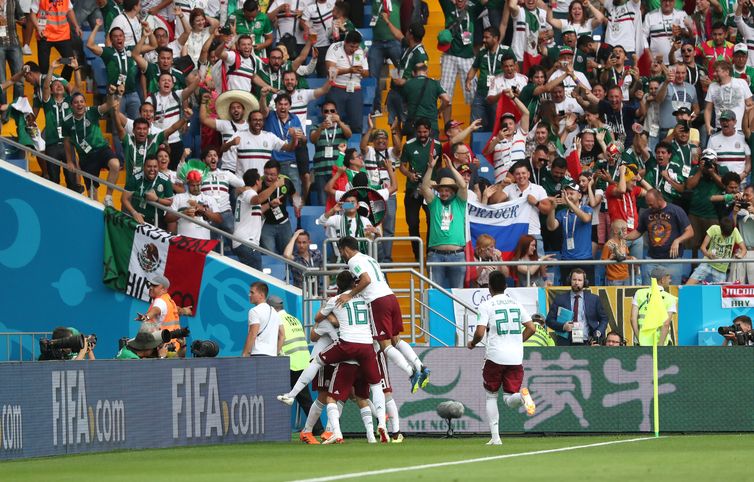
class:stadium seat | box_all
[260,255,287,280]
[348,133,362,148]
[288,205,326,249]
[364,4,372,18]
[471,131,492,155]
[357,28,373,42]
[476,154,495,183]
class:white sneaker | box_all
[486,438,502,445]
[103,195,114,207]
[322,433,344,444]
[366,433,377,443]
[276,394,294,406]
[521,388,536,416]
[22,44,32,56]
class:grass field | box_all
[3,434,754,481]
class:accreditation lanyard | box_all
[132,135,156,172]
[268,66,282,90]
[138,176,158,198]
[674,141,687,166]
[277,114,291,140]
[487,45,501,75]
[115,49,128,76]
[400,44,421,71]
[73,113,88,146]
[671,85,688,104]
[53,101,65,135]
[687,66,699,85]
[564,209,578,244]
[323,126,336,146]
[455,8,469,31]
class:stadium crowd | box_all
[5,0,754,291]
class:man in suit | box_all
[545,268,608,346]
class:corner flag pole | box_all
[652,338,659,437]
[642,278,665,438]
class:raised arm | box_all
[87,19,105,57]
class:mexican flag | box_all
[103,207,217,311]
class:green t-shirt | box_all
[144,63,187,95]
[428,195,467,248]
[471,45,511,96]
[256,60,292,101]
[705,224,743,273]
[116,346,141,359]
[518,83,540,130]
[62,107,109,155]
[372,0,401,41]
[643,156,685,202]
[401,76,446,132]
[124,171,174,225]
[439,0,484,58]
[100,0,123,32]
[392,43,428,95]
[670,141,698,180]
[234,11,273,45]
[100,46,138,93]
[400,138,442,193]
[41,95,72,145]
[312,125,348,177]
[733,66,754,94]
[689,165,729,219]
[123,131,166,183]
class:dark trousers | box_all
[44,142,81,191]
[168,140,185,170]
[326,87,364,134]
[404,191,429,262]
[37,38,75,81]
[290,369,324,435]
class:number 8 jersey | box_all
[477,293,532,366]
[319,291,375,344]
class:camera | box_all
[511,86,518,94]
[191,340,220,358]
[558,110,565,116]
[162,327,190,342]
[703,157,717,170]
[39,332,96,360]
[738,201,750,209]
[219,26,232,35]
[718,324,754,345]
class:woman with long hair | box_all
[511,235,555,286]
[546,0,604,36]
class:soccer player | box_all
[467,271,537,445]
[335,236,430,392]
[278,271,389,443]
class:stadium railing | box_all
[0,331,53,361]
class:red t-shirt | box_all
[606,184,641,230]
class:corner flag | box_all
[641,277,666,437]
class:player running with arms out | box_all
[278,270,389,443]
[467,271,537,445]
[335,236,430,392]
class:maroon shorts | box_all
[376,349,392,394]
[328,363,359,402]
[319,340,381,385]
[352,371,371,400]
[370,294,403,341]
[482,360,524,394]
[312,364,335,393]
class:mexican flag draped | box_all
[103,207,217,310]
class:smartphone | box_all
[558,110,565,116]
[59,58,73,65]
[341,202,356,210]
[219,26,231,35]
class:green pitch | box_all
[2,434,753,481]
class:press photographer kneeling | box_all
[719,316,754,346]
[39,327,96,361]
[116,328,190,359]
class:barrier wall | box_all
[340,347,754,434]
[0,357,290,460]
[0,163,302,359]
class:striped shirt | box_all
[604,0,641,53]
[145,90,183,143]
[215,119,249,173]
[642,9,688,64]
[492,130,527,182]
[232,130,286,176]
[707,131,751,176]
[302,0,335,48]
[224,51,261,92]
[201,169,245,213]
[312,124,348,177]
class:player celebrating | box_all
[277,270,389,443]
[467,271,537,445]
[335,236,430,392]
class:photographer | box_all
[39,327,96,361]
[116,331,169,359]
[731,185,754,283]
[720,315,754,346]
[686,148,730,260]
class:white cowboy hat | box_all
[215,90,260,121]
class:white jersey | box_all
[319,291,373,344]
[347,252,392,302]
[109,13,142,48]
[705,78,753,131]
[477,293,531,366]
[317,213,374,241]
[171,192,220,240]
[604,0,642,53]
[302,0,335,48]
[511,7,549,62]
[326,41,368,88]
[232,188,264,249]
[707,131,751,176]
[231,130,286,176]
[269,0,307,44]
[311,319,338,358]
[502,182,547,235]
[247,302,281,356]
[488,73,528,99]
[214,119,249,173]
[364,145,399,188]
[549,69,591,98]
[224,51,261,92]
[145,89,184,143]
[643,9,689,64]
[201,169,244,213]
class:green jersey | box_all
[733,66,754,94]
[689,165,729,219]
[100,0,123,32]
[401,76,446,132]
[122,131,166,183]
[643,156,685,202]
[124,171,174,225]
[234,11,273,46]
[400,137,442,193]
[372,0,401,41]
[256,60,292,101]
[471,44,511,96]
[439,0,485,58]
[100,46,138,93]
[392,43,428,95]
[144,63,186,95]
[41,95,73,145]
[62,107,109,155]
[428,195,467,248]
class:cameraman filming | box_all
[720,315,754,346]
[686,148,730,261]
[39,327,96,361]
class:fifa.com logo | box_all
[172,367,265,439]
[52,371,126,446]
[1,404,22,451]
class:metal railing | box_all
[0,332,52,361]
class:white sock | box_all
[384,345,414,377]
[396,340,423,372]
[326,403,341,437]
[367,399,377,418]
[386,397,400,433]
[486,390,500,442]
[370,383,387,429]
[288,359,323,398]
[304,400,324,433]
[360,406,375,442]
[337,400,344,416]
[503,392,523,409]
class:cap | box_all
[702,147,718,161]
[444,120,463,132]
[735,43,748,54]
[149,275,170,289]
[371,129,389,140]
[720,109,736,121]
[458,163,471,174]
[650,266,669,280]
[672,106,692,116]
[559,46,574,56]
[437,30,452,52]
[675,122,690,133]
[562,181,580,191]
[267,295,283,309]
[561,25,576,36]
[500,112,516,121]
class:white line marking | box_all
[290,436,662,482]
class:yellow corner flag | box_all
[640,277,666,438]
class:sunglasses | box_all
[323,109,336,113]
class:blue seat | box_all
[364,4,372,18]
[91,56,108,95]
[357,28,373,42]
[307,77,327,89]
[471,131,492,156]
[475,154,495,183]
[287,205,326,250]
[348,133,362,148]
[260,255,287,280]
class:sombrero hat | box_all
[215,90,259,121]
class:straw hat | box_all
[431,177,459,191]
[215,90,259,121]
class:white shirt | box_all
[150,297,169,325]
[224,51,260,92]
[347,252,392,302]
[247,302,281,356]
[145,89,184,143]
[319,291,374,344]
[214,119,249,173]
[283,88,316,127]
[302,0,335,47]
[549,69,591,98]
[202,169,244,213]
[269,0,307,44]
[326,41,368,88]
[604,0,642,53]
[364,145,399,189]
[311,319,338,358]
[230,130,286,176]
[171,192,220,240]
[643,8,688,64]
[503,182,547,235]
[477,293,531,365]
[145,41,182,64]
[109,13,142,48]
[707,131,751,176]
[705,78,753,131]
[317,213,374,241]
[511,7,549,62]
[488,73,528,99]
[492,129,527,182]
[233,188,264,249]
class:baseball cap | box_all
[267,295,284,309]
[735,43,748,54]
[562,181,580,191]
[650,266,669,280]
[444,120,463,132]
[720,109,736,121]
[500,112,516,121]
[672,106,692,116]
[437,30,452,52]
[559,46,574,56]
[561,25,576,36]
[675,121,690,133]
[458,163,471,174]
[149,275,170,289]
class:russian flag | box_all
[464,197,532,287]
